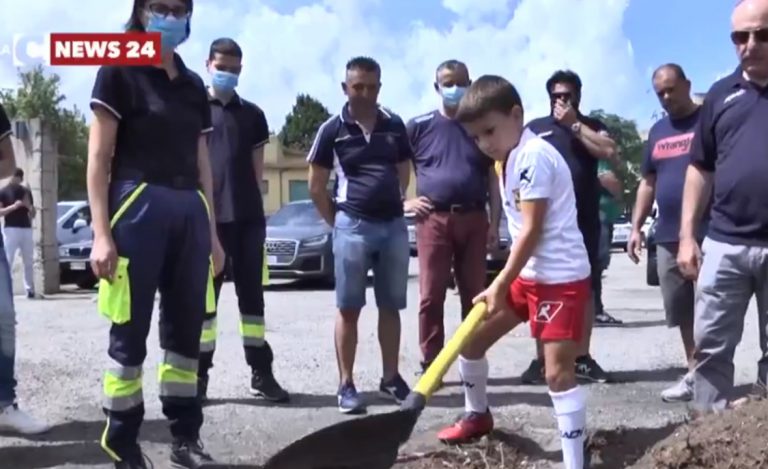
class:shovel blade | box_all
[263,409,419,469]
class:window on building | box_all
[288,180,310,202]
[261,179,269,194]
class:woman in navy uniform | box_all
[87,0,225,467]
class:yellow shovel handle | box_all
[413,301,488,400]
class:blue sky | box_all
[0,0,742,132]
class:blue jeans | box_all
[0,244,16,406]
[332,211,409,311]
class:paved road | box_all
[0,253,763,468]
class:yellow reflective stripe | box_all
[239,323,265,339]
[262,246,269,285]
[101,417,122,462]
[157,363,197,384]
[197,190,210,218]
[240,315,265,339]
[103,371,142,398]
[109,183,148,228]
[200,318,217,344]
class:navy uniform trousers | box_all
[198,220,273,376]
[100,179,211,462]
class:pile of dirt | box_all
[633,399,768,469]
[395,432,535,468]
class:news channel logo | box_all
[0,34,50,67]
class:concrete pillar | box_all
[8,118,59,295]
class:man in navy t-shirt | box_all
[680,0,768,414]
[405,60,500,374]
[628,63,704,404]
[523,70,619,385]
[307,57,413,415]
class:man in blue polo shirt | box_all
[679,0,768,413]
[405,59,501,375]
[629,63,703,403]
[307,56,413,414]
[524,70,619,385]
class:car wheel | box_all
[76,273,98,290]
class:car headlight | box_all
[59,247,68,257]
[301,234,328,247]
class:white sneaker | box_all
[0,404,51,434]
[661,374,693,403]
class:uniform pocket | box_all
[206,261,216,313]
[98,257,131,324]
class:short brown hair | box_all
[456,75,523,124]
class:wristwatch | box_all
[571,122,582,134]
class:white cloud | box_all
[0,0,647,133]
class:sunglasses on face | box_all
[147,3,190,19]
[550,92,573,102]
[730,28,768,45]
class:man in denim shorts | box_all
[306,57,414,414]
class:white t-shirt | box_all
[500,128,590,283]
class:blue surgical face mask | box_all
[211,70,239,92]
[145,13,188,52]
[440,85,467,107]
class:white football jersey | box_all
[500,128,590,283]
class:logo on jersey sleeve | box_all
[534,301,564,323]
[519,166,533,185]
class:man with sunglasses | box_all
[679,0,768,414]
[522,70,619,385]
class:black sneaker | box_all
[521,359,545,384]
[576,355,610,383]
[594,312,623,327]
[197,375,209,404]
[379,373,411,404]
[170,439,214,469]
[115,453,152,469]
[250,370,290,403]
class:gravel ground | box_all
[0,253,762,468]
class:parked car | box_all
[611,213,653,251]
[59,239,97,289]
[57,200,92,246]
[646,219,659,286]
[265,200,334,285]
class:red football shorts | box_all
[506,277,591,341]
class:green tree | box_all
[0,65,88,199]
[279,94,331,151]
[588,109,645,210]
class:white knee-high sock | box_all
[550,386,587,469]
[459,356,489,413]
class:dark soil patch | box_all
[394,430,549,468]
[588,423,681,468]
[392,422,683,469]
[632,399,768,469]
